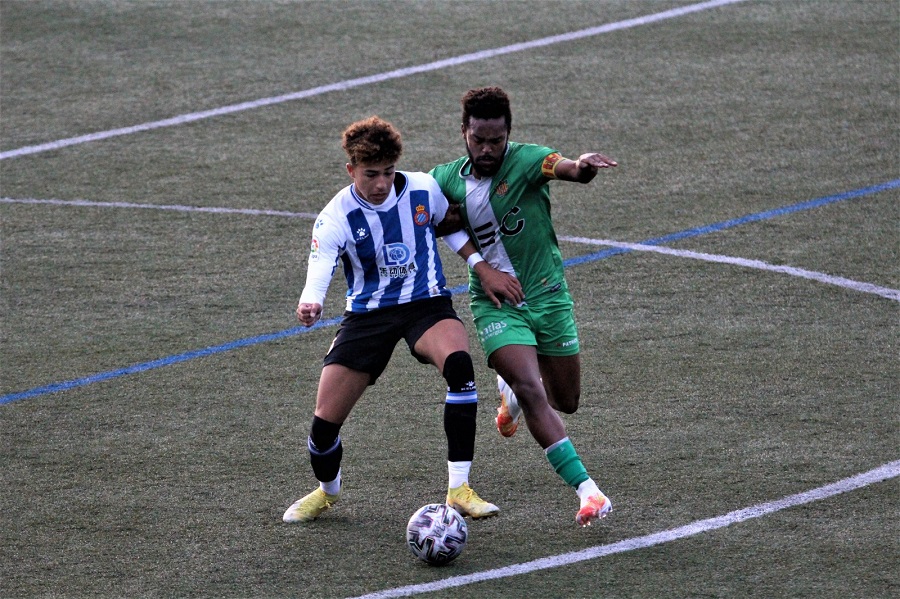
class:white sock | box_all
[576,478,600,502]
[320,470,341,496]
[497,375,522,420]
[544,436,569,455]
[448,460,471,488]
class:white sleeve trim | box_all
[442,228,470,253]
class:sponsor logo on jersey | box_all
[356,227,369,241]
[557,338,578,348]
[414,204,430,226]
[315,218,325,229]
[309,237,320,262]
[383,242,411,265]
[380,242,414,278]
[479,320,507,341]
[379,263,416,278]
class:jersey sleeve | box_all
[523,144,560,183]
[420,170,470,252]
[429,159,467,204]
[427,164,443,186]
[298,212,342,306]
[425,173,451,224]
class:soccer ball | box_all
[406,503,468,565]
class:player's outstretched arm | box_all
[554,152,617,183]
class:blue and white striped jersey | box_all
[299,171,459,313]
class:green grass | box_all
[1,1,898,597]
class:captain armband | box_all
[541,152,565,179]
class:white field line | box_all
[4,197,896,303]
[0,0,746,161]
[559,236,900,302]
[347,460,900,599]
[0,197,317,219]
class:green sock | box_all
[546,438,589,489]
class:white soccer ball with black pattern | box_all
[406,503,468,565]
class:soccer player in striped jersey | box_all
[283,116,523,524]
[430,87,618,527]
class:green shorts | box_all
[471,290,579,362]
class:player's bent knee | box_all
[551,392,580,414]
[442,350,475,390]
[557,402,579,415]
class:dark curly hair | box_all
[461,87,512,131]
[342,116,403,165]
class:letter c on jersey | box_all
[499,206,524,236]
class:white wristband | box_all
[466,253,485,269]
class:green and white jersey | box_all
[430,142,568,303]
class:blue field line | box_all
[564,179,900,267]
[0,316,342,405]
[3,180,898,406]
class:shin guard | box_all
[442,351,477,462]
[308,415,343,483]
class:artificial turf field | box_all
[1,1,897,597]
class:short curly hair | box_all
[341,116,403,165]
[461,87,512,131]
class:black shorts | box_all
[322,295,461,385]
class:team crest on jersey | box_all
[494,180,509,196]
[414,204,430,226]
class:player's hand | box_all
[473,264,524,308]
[296,302,323,327]
[575,152,617,175]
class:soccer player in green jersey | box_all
[430,87,618,527]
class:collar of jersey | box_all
[350,172,408,210]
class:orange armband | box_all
[541,152,564,179]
